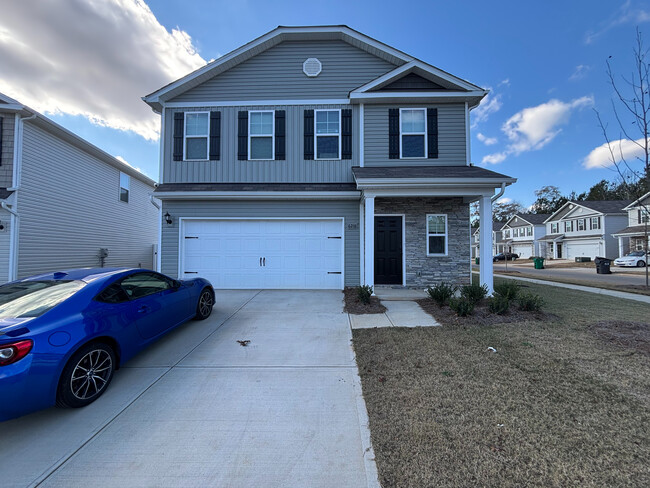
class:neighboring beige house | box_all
[0,92,159,282]
[612,191,650,257]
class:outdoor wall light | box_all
[164,212,172,225]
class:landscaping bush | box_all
[518,292,544,312]
[426,282,457,307]
[460,283,489,304]
[449,297,475,316]
[493,281,520,301]
[356,285,373,304]
[488,295,510,315]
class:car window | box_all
[0,280,86,318]
[96,283,130,304]
[119,272,172,300]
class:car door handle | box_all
[138,305,149,314]
[263,257,266,266]
[260,257,262,267]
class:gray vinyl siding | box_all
[161,199,360,286]
[0,209,11,281]
[16,122,159,279]
[169,40,397,102]
[163,104,358,183]
[0,112,14,187]
[364,103,467,166]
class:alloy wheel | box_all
[70,349,113,400]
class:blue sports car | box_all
[0,268,214,421]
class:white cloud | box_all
[0,0,207,140]
[471,92,502,128]
[583,137,648,169]
[569,64,590,81]
[498,79,510,87]
[496,197,512,204]
[115,155,145,175]
[482,97,593,164]
[477,132,498,145]
[585,0,650,44]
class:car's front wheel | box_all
[194,288,214,320]
[638,260,646,267]
[56,342,116,409]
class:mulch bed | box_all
[589,320,650,356]
[416,298,551,327]
[343,287,387,314]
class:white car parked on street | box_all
[614,250,648,267]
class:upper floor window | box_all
[249,110,274,160]
[513,228,519,238]
[639,209,650,223]
[426,214,447,256]
[590,216,601,229]
[119,172,130,203]
[526,226,533,236]
[577,218,585,231]
[184,112,209,161]
[551,223,558,234]
[400,108,426,158]
[565,220,574,232]
[504,229,510,238]
[315,110,341,160]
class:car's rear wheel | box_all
[638,260,646,267]
[56,342,115,409]
[194,288,214,320]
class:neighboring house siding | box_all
[364,103,467,166]
[0,209,11,281]
[169,40,398,103]
[0,112,14,187]
[17,122,158,278]
[163,104,358,183]
[161,199,360,286]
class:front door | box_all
[375,216,403,285]
[556,243,562,259]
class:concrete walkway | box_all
[350,289,440,329]
[2,291,380,488]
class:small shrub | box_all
[518,292,544,312]
[460,283,489,304]
[449,297,475,317]
[488,295,510,315]
[356,285,373,304]
[493,281,520,301]
[426,282,457,306]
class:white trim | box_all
[163,99,351,108]
[153,191,361,200]
[363,196,375,287]
[354,177,517,188]
[623,191,650,210]
[349,90,487,101]
[359,103,365,167]
[158,110,165,182]
[375,214,407,286]
[314,108,341,160]
[426,214,448,257]
[11,115,20,189]
[178,216,345,289]
[248,109,275,161]
[182,111,210,161]
[0,103,24,112]
[399,108,427,159]
[359,200,365,284]
[465,101,471,164]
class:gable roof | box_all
[623,191,650,210]
[503,213,550,228]
[545,200,631,223]
[143,25,486,112]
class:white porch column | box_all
[364,196,375,288]
[618,237,625,258]
[479,195,494,294]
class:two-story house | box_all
[143,26,515,292]
[501,213,550,258]
[539,200,630,260]
[0,92,159,281]
[471,221,506,259]
[612,191,650,256]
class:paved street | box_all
[493,262,650,286]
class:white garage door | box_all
[566,240,600,260]
[181,219,344,289]
[512,243,534,258]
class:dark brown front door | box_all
[556,243,562,258]
[375,216,403,285]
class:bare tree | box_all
[594,28,650,287]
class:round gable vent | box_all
[303,58,322,77]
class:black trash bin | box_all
[594,257,612,274]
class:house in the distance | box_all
[612,191,650,257]
[471,221,506,258]
[0,92,159,281]
[501,213,550,258]
[539,200,630,260]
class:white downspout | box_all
[491,182,506,202]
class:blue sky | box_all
[2,0,649,206]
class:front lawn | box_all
[353,279,650,487]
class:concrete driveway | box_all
[2,291,378,488]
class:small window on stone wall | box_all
[426,214,447,256]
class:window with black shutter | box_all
[209,111,220,161]
[388,109,399,159]
[238,111,248,160]
[304,109,314,160]
[275,110,285,160]
[341,109,352,160]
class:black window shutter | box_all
[209,111,220,161]
[341,109,352,160]
[427,108,438,159]
[0,116,3,166]
[237,111,248,161]
[275,110,286,160]
[173,112,184,161]
[388,109,399,159]
[304,109,314,160]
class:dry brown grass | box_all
[353,279,650,487]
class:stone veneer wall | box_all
[375,197,470,287]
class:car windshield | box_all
[0,280,86,318]
[628,251,645,256]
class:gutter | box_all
[491,182,506,202]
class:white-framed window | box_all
[577,218,585,231]
[315,109,341,160]
[527,226,533,236]
[550,222,558,234]
[514,228,519,238]
[504,229,510,239]
[590,216,600,229]
[426,214,447,256]
[639,209,650,223]
[184,112,209,161]
[248,110,274,160]
[565,221,573,232]
[400,108,427,158]
[119,172,130,203]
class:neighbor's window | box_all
[565,221,573,232]
[119,172,130,203]
[551,223,558,233]
[315,110,340,159]
[590,216,600,230]
[184,112,209,160]
[639,209,650,223]
[427,214,447,255]
[514,228,519,238]
[400,108,426,158]
[504,229,510,238]
[249,110,274,160]
[527,226,533,236]
[577,218,585,231]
